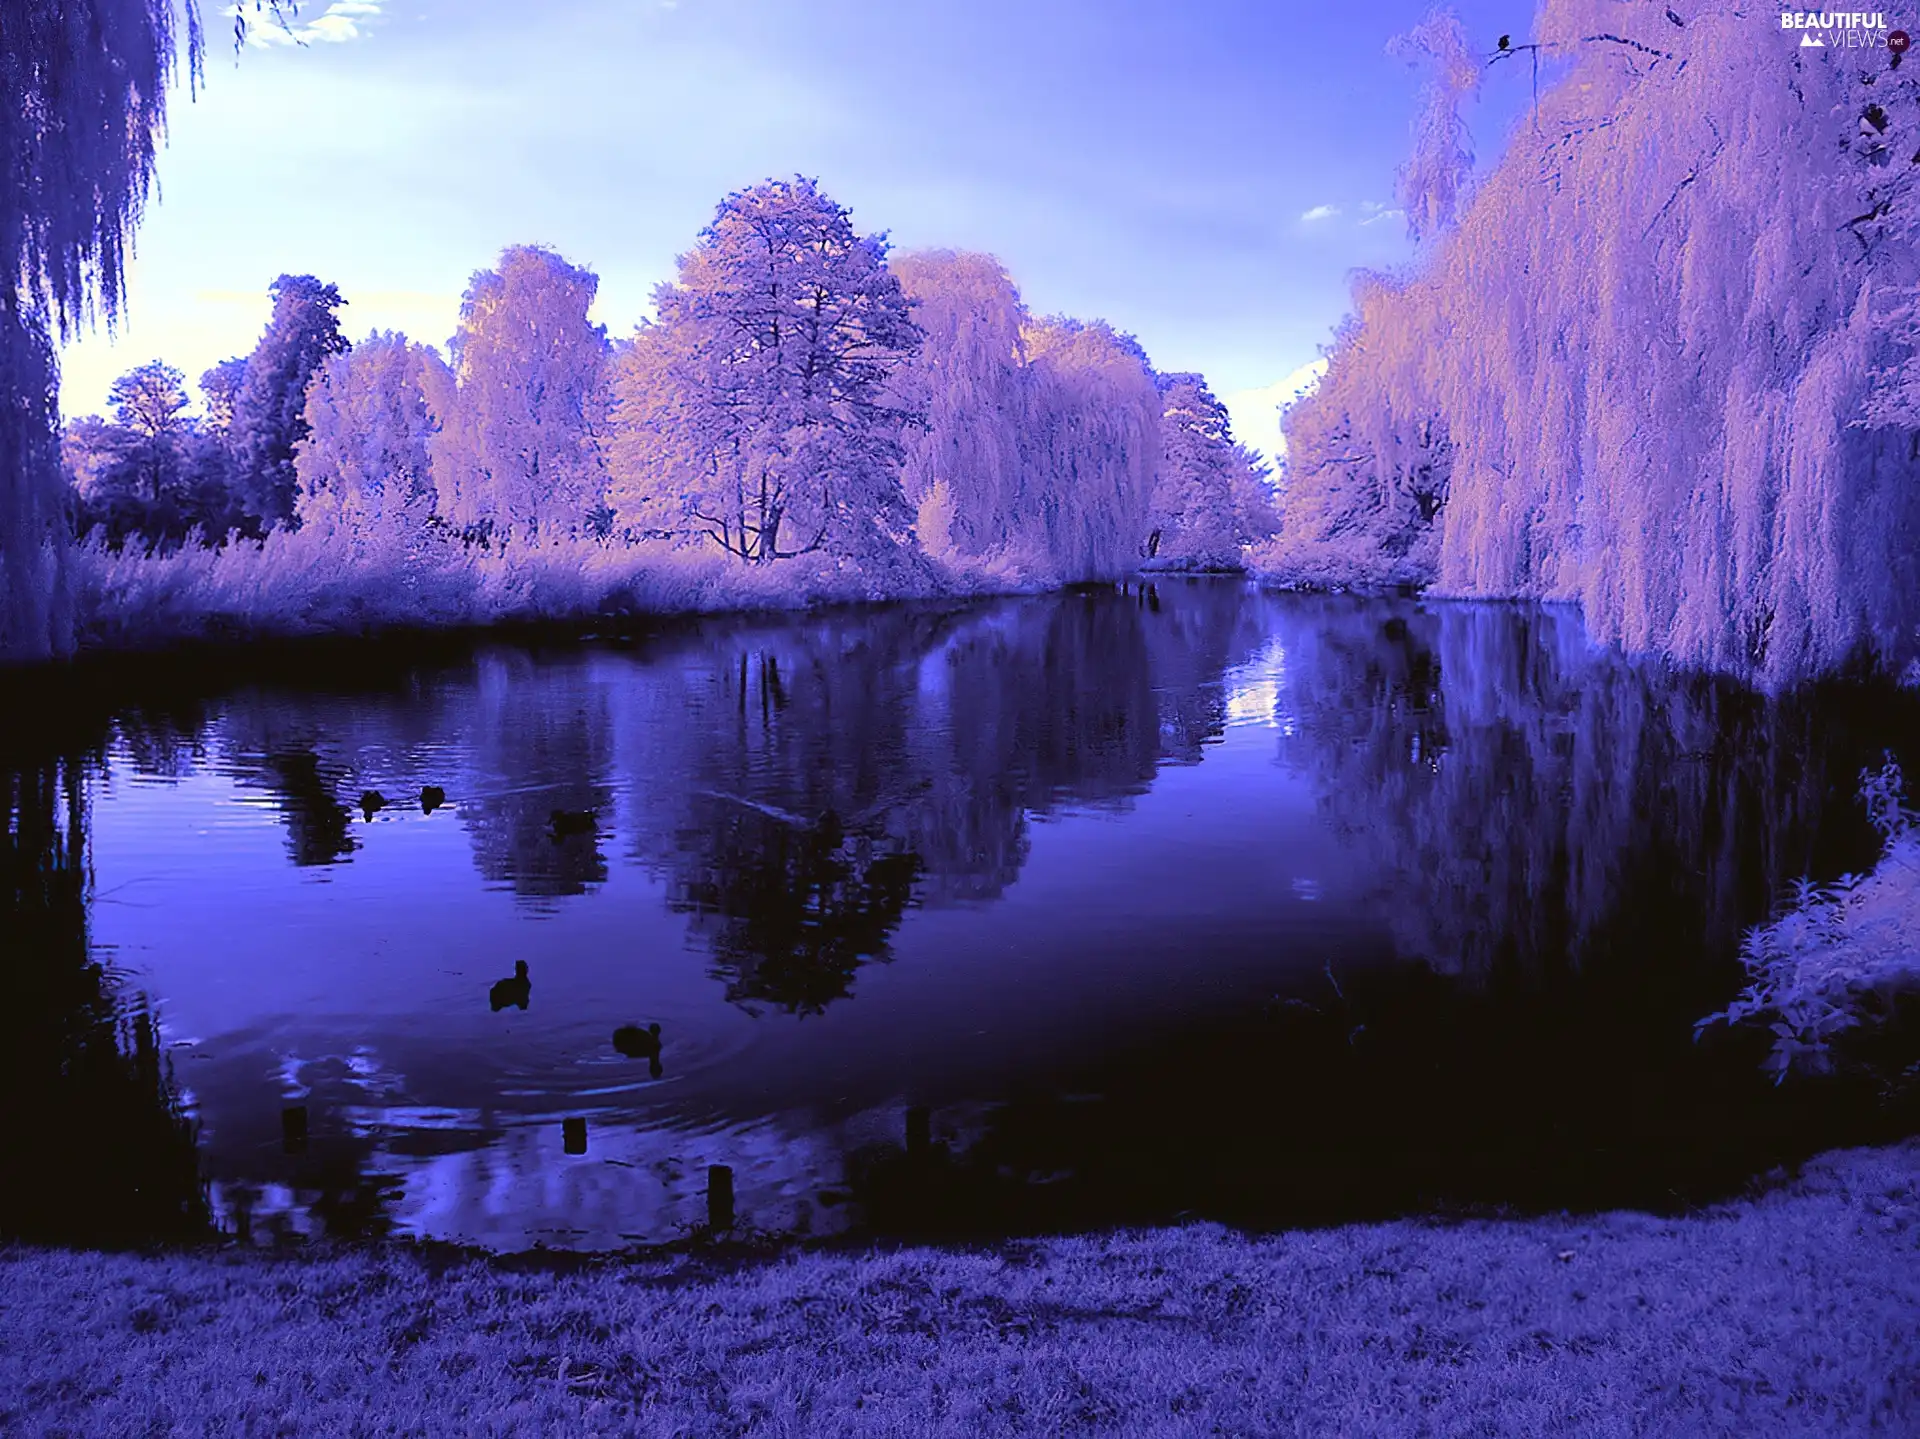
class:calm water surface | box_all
[5,582,1918,1251]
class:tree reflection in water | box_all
[674,806,923,1015]
[0,757,210,1244]
[258,749,358,867]
[9,585,1915,1252]
[844,598,1920,1239]
[642,588,1264,1014]
[460,651,614,900]
[1275,600,1912,987]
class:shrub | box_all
[1698,760,1920,1079]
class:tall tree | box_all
[1226,443,1282,546]
[2,0,203,661]
[103,360,189,504]
[1022,319,1159,582]
[610,178,922,563]
[107,359,189,441]
[601,321,687,542]
[295,330,449,537]
[889,250,1030,561]
[1147,373,1242,567]
[1388,8,1481,244]
[231,273,349,530]
[197,355,247,433]
[433,246,608,544]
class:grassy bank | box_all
[58,528,1048,662]
[5,1141,1916,1437]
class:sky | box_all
[59,0,1537,464]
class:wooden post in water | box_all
[708,1164,734,1229]
[281,1106,308,1155]
[906,1105,930,1160]
[563,1117,587,1155]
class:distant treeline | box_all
[63,179,1280,587]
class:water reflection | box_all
[671,804,923,1016]
[259,750,357,867]
[1275,600,1894,984]
[2,583,1915,1251]
[0,761,209,1244]
[464,655,614,899]
[628,595,1251,1009]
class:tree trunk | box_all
[0,309,74,664]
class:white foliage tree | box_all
[433,245,610,545]
[1021,320,1160,582]
[890,250,1030,559]
[608,178,922,563]
[601,321,688,543]
[1147,373,1244,568]
[885,251,1165,580]
[294,331,449,541]
[1226,443,1283,546]
[1389,7,1482,243]
[1279,0,1920,683]
[1267,286,1456,587]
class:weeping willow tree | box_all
[1278,0,1920,686]
[890,251,1032,560]
[1021,319,1160,581]
[0,1,212,662]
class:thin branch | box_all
[1643,169,1699,240]
[1583,32,1674,59]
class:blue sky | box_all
[59,0,1535,460]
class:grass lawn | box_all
[4,1141,1916,1437]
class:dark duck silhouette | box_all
[489,960,531,1012]
[359,789,386,821]
[547,808,597,842]
[613,1022,664,1078]
[420,785,446,814]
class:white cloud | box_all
[233,1,383,47]
[1303,200,1405,230]
[1222,357,1330,467]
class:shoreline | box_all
[0,561,1777,754]
[6,1138,1915,1436]
[0,568,1228,756]
[5,571,1908,775]
[0,584,1036,760]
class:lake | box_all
[5,580,1918,1252]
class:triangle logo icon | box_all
[1800,31,1824,45]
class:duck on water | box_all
[614,1022,664,1078]
[548,808,597,842]
[489,961,531,1012]
[360,786,448,820]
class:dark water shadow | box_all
[832,597,1920,1243]
[0,761,211,1245]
